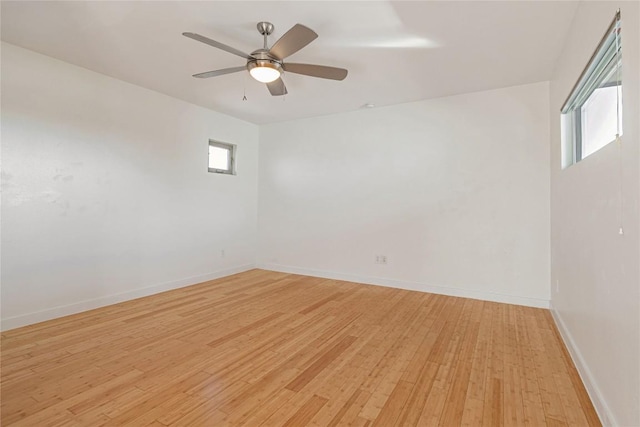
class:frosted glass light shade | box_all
[249,65,281,83]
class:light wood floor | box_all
[2,269,600,426]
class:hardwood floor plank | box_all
[503,305,526,426]
[1,269,601,426]
[325,388,364,427]
[482,302,505,427]
[207,312,284,347]
[515,306,548,427]
[527,309,569,424]
[395,360,439,426]
[299,292,343,315]
[282,394,329,426]
[285,335,358,392]
[371,379,413,426]
[238,388,295,425]
[439,300,482,425]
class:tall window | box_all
[561,11,622,166]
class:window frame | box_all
[560,11,622,166]
[208,139,237,175]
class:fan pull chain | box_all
[243,72,248,101]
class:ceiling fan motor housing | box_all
[247,49,283,75]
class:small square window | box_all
[561,11,622,167]
[208,140,236,175]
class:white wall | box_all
[549,2,640,426]
[257,82,551,307]
[1,43,259,330]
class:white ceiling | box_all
[1,1,578,124]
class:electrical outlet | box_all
[375,255,388,265]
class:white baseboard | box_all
[0,264,255,331]
[256,263,549,309]
[550,304,611,426]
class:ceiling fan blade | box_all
[268,24,318,60]
[192,66,246,78]
[266,78,288,96]
[283,63,348,81]
[183,32,253,60]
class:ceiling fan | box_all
[183,22,348,96]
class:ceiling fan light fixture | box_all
[249,66,280,83]
[184,22,348,96]
[248,60,281,83]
